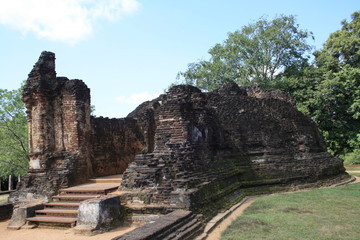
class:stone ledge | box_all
[112,210,192,240]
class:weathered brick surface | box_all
[11,52,347,211]
[10,52,146,204]
[91,117,145,176]
[10,52,93,204]
[121,82,346,207]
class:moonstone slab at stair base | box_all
[74,195,124,234]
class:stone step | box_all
[89,178,122,184]
[35,208,78,216]
[89,174,122,184]
[52,194,100,201]
[166,219,203,240]
[45,202,80,208]
[112,210,196,240]
[158,214,196,240]
[26,216,77,224]
[28,174,122,228]
[59,183,119,194]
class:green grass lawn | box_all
[0,194,9,204]
[221,183,360,240]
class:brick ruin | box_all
[10,51,348,213]
[10,52,145,203]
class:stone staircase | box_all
[25,174,122,227]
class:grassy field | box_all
[221,183,360,240]
[0,194,9,204]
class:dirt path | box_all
[351,176,360,184]
[204,197,256,240]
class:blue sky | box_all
[0,0,358,118]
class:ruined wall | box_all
[11,51,347,209]
[121,86,225,204]
[91,117,145,177]
[10,52,147,204]
[121,82,347,208]
[207,82,344,181]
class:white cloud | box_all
[116,92,162,104]
[0,0,141,44]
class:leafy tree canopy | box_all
[309,12,360,155]
[178,15,313,91]
[315,11,360,70]
[0,87,28,179]
[279,11,360,156]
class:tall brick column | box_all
[10,52,93,204]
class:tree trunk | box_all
[8,175,12,191]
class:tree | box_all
[316,11,360,69]
[311,12,360,156]
[178,15,313,91]
[279,11,360,157]
[0,87,28,184]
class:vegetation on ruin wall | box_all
[178,12,360,163]
[0,87,28,186]
[221,182,360,240]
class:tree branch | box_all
[2,120,28,159]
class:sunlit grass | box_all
[0,194,9,204]
[221,183,360,240]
